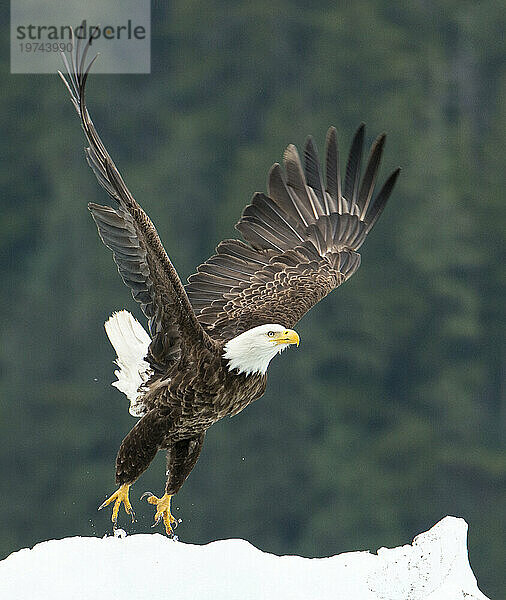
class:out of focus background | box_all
[1,2,504,598]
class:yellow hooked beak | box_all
[272,329,300,347]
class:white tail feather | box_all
[104,310,152,417]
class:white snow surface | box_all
[0,516,488,600]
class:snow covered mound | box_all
[0,516,488,600]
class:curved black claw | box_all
[140,491,154,501]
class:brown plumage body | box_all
[59,39,399,529]
[117,350,266,495]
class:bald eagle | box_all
[59,45,399,535]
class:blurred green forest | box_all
[1,1,505,598]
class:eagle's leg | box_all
[145,493,177,534]
[145,433,205,535]
[98,483,134,525]
[99,407,174,529]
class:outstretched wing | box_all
[186,125,400,341]
[59,39,214,371]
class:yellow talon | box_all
[98,483,134,526]
[144,493,177,535]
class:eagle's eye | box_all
[267,331,275,337]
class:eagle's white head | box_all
[223,324,300,376]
